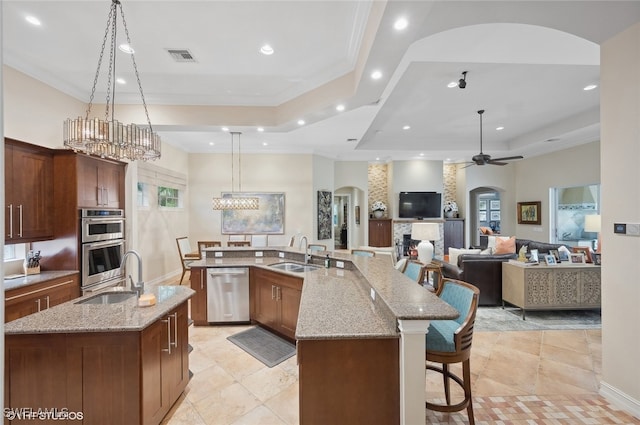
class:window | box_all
[137,182,150,208]
[158,186,182,208]
[4,244,17,261]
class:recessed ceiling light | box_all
[376,157,380,161]
[496,126,504,131]
[403,125,411,130]
[371,70,382,80]
[394,17,408,31]
[336,104,345,112]
[257,127,264,132]
[447,81,458,88]
[221,127,229,132]
[209,142,214,146]
[419,153,424,156]
[262,142,268,146]
[584,84,598,91]
[260,44,274,55]
[297,119,305,126]
[118,43,134,54]
[25,16,41,26]
[116,78,126,85]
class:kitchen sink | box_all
[76,291,137,305]
[270,262,321,273]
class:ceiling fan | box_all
[466,109,524,166]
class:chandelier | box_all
[212,132,259,210]
[63,0,161,161]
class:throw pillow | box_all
[487,235,512,254]
[448,247,481,265]
[479,226,493,235]
[494,236,516,254]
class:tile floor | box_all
[158,278,639,425]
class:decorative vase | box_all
[373,210,384,218]
[445,211,455,218]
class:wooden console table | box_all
[502,261,601,319]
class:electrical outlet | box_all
[214,252,223,257]
[628,223,640,235]
[278,252,285,258]
[255,251,263,257]
[336,261,344,269]
[370,288,376,301]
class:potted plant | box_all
[444,201,458,218]
[371,201,387,218]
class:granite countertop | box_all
[193,246,459,340]
[4,270,80,292]
[4,285,194,335]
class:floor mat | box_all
[227,326,296,367]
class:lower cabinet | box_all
[142,302,189,425]
[5,273,79,323]
[251,268,303,340]
[4,300,189,425]
[189,267,208,325]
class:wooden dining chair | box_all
[197,240,221,257]
[309,244,327,252]
[227,240,251,247]
[402,260,425,283]
[176,237,199,284]
[351,249,376,257]
[426,278,480,425]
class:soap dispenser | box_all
[324,254,331,268]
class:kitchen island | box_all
[191,247,459,425]
[4,285,194,425]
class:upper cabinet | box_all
[4,138,54,243]
[76,154,124,208]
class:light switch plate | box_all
[214,252,223,257]
[336,261,344,269]
[278,252,285,258]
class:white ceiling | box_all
[4,1,640,163]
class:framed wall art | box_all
[572,246,592,263]
[221,192,285,234]
[517,201,542,225]
[479,200,487,211]
[317,190,332,240]
[490,200,501,210]
[490,211,501,221]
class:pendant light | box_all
[212,132,259,210]
[63,0,161,161]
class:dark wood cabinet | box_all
[5,300,189,425]
[189,267,208,325]
[369,219,392,247]
[77,154,124,208]
[141,302,189,425]
[250,267,302,341]
[5,273,80,323]
[443,219,465,254]
[4,138,54,244]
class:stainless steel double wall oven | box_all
[80,209,125,294]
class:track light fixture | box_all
[458,71,467,89]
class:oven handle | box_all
[84,239,125,249]
[82,217,126,223]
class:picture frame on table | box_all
[529,249,539,263]
[570,253,586,264]
[490,200,500,210]
[544,254,557,265]
[517,201,542,225]
[549,249,560,262]
[479,200,487,211]
[572,246,592,263]
[592,253,602,265]
[558,249,570,262]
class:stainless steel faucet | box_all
[120,250,144,297]
[299,236,309,264]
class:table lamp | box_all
[584,214,601,253]
[411,222,440,264]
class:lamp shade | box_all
[411,223,440,241]
[584,214,601,232]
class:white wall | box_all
[600,22,640,416]
[391,160,443,219]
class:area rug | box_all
[227,326,296,368]
[475,306,601,332]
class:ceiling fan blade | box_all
[487,160,508,166]
[489,155,524,162]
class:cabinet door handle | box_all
[276,286,281,301]
[271,285,276,300]
[35,298,41,312]
[200,271,204,290]
[170,312,178,348]
[7,204,13,238]
[17,204,23,237]
[161,318,171,354]
[104,188,109,206]
[45,295,50,310]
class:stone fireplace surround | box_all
[392,220,444,260]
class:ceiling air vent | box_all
[166,49,196,63]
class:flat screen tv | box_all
[398,192,442,219]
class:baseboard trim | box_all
[600,381,640,419]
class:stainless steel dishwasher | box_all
[207,267,250,323]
